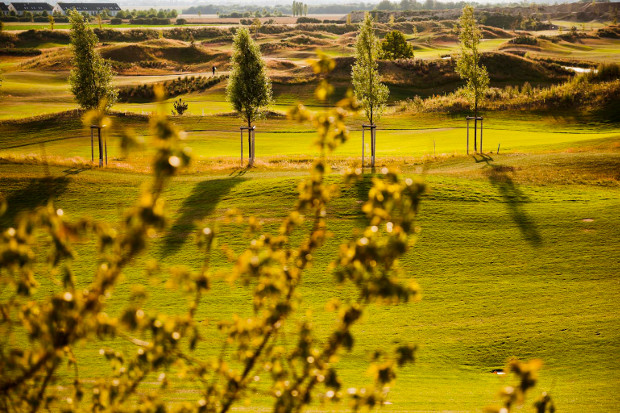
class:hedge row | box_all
[117,74,226,102]
[129,17,171,25]
[0,47,42,56]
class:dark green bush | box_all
[592,62,620,81]
[297,17,321,23]
[117,74,226,102]
[130,17,170,25]
[94,28,159,42]
[110,18,122,25]
[0,47,42,56]
[509,35,538,45]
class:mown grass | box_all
[2,109,618,168]
[0,147,618,411]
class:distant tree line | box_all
[292,1,308,17]
[115,9,178,19]
[183,3,378,16]
[0,8,177,23]
[1,10,69,23]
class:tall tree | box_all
[455,4,489,152]
[68,10,116,111]
[352,13,389,126]
[380,29,414,59]
[226,27,272,129]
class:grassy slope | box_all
[1,111,619,169]
[0,148,618,411]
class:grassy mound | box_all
[101,44,156,63]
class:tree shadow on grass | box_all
[351,173,374,227]
[0,177,70,229]
[485,164,542,247]
[160,178,245,257]
[473,153,494,164]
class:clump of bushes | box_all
[117,74,226,102]
[130,17,171,25]
[297,17,321,24]
[94,28,159,42]
[172,97,189,115]
[176,18,187,25]
[15,29,71,44]
[295,23,357,34]
[110,18,122,25]
[597,25,620,39]
[137,60,167,68]
[165,27,230,41]
[398,75,620,114]
[0,47,42,56]
[589,62,620,82]
[509,35,538,45]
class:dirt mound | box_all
[101,44,155,63]
[327,53,570,88]
[267,59,298,70]
[142,38,188,47]
[481,52,569,82]
[481,26,513,38]
[286,35,333,47]
[21,48,73,70]
[153,46,216,64]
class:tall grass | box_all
[398,65,620,113]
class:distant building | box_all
[53,2,121,16]
[8,2,54,15]
[0,3,10,15]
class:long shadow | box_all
[485,164,542,247]
[473,153,494,164]
[351,173,374,227]
[0,177,70,229]
[160,178,245,257]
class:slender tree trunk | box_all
[474,100,478,152]
[247,118,253,165]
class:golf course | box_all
[0,2,619,412]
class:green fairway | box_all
[1,111,618,166]
[0,150,618,411]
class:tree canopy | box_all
[455,5,489,115]
[226,27,273,127]
[351,13,389,125]
[68,10,116,111]
[380,30,414,60]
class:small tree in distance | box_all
[172,97,188,115]
[380,30,414,60]
[68,10,116,111]
[455,5,489,152]
[48,15,54,30]
[352,12,389,127]
[226,27,272,131]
